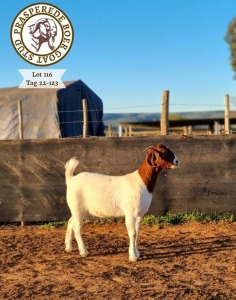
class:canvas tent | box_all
[0,80,105,139]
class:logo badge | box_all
[11,3,74,66]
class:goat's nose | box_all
[175,159,179,166]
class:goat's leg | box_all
[125,215,138,262]
[65,217,73,252]
[73,216,89,257]
[134,216,141,259]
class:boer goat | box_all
[65,144,178,262]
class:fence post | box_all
[18,100,25,226]
[118,125,122,137]
[18,100,23,139]
[108,124,112,137]
[82,99,88,138]
[224,94,230,134]
[161,90,169,135]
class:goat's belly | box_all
[87,207,124,218]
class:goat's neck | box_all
[138,160,162,193]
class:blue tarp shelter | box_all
[57,80,105,137]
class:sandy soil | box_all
[0,222,236,300]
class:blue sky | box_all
[1,0,236,113]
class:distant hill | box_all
[103,111,236,127]
[103,113,160,127]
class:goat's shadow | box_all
[140,234,236,261]
[83,234,236,261]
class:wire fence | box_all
[55,91,236,114]
[14,93,236,139]
[57,102,232,113]
[102,96,236,112]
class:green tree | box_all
[225,18,236,78]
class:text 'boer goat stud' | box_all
[65,144,178,262]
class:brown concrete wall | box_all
[0,136,236,222]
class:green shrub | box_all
[141,211,236,227]
[40,221,66,229]
[39,211,236,229]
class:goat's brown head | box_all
[144,144,178,169]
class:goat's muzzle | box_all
[171,156,179,168]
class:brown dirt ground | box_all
[0,222,236,300]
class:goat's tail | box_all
[65,156,79,184]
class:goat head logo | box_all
[29,18,58,52]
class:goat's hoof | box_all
[80,253,88,258]
[80,251,89,258]
[65,247,73,253]
[129,256,138,262]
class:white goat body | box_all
[66,161,151,219]
[65,144,178,261]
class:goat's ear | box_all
[146,151,159,167]
[143,146,155,154]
